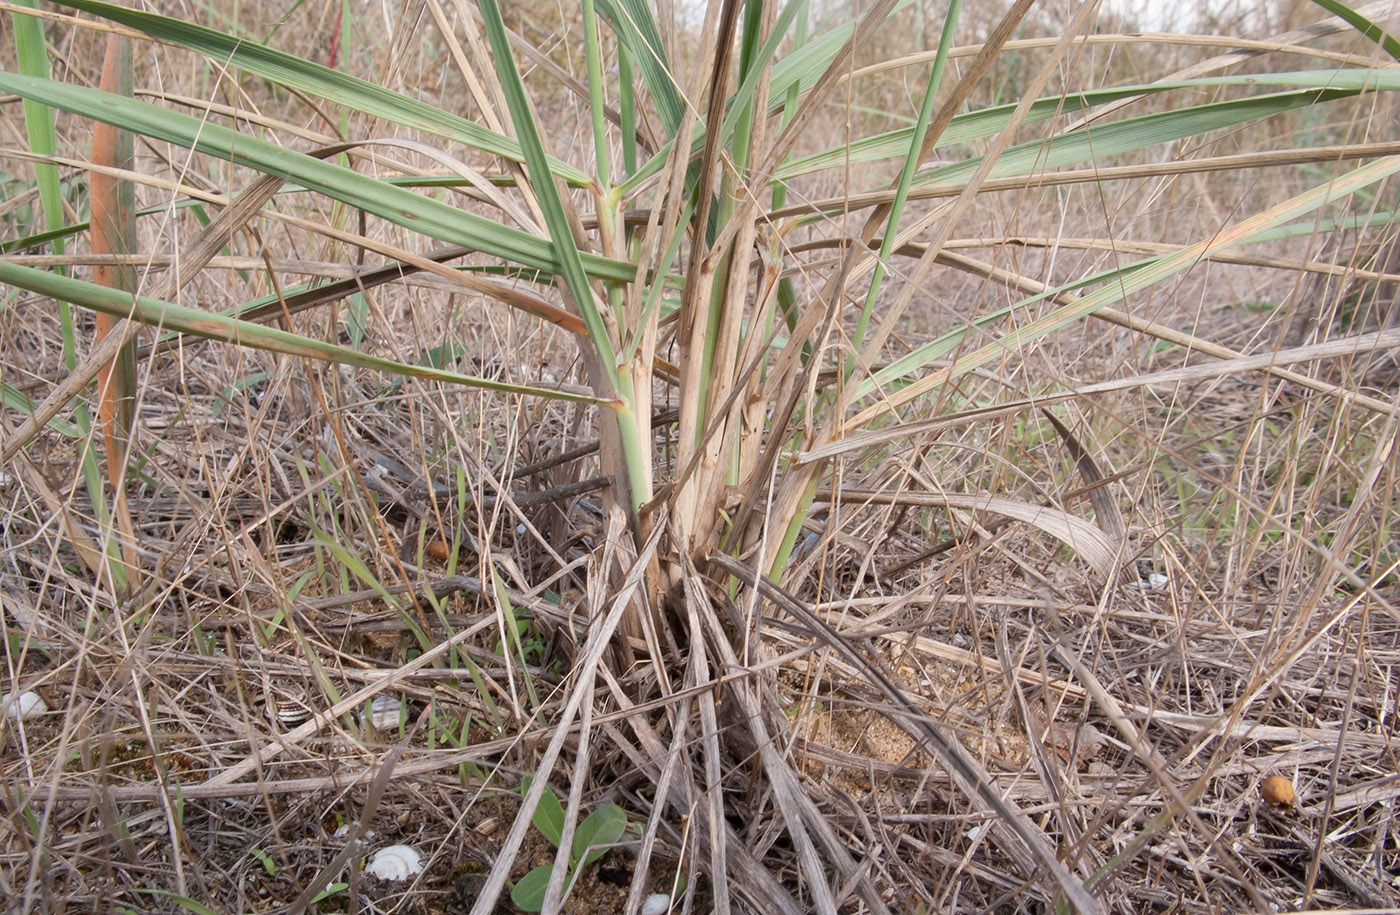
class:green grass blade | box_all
[0,262,619,408]
[596,0,683,136]
[728,0,768,178]
[850,0,962,361]
[9,0,65,261]
[0,72,634,284]
[9,0,76,367]
[910,86,1374,190]
[43,0,590,185]
[848,154,1400,426]
[780,70,1396,182]
[473,0,615,375]
[719,0,808,144]
[477,0,652,514]
[10,5,122,587]
[581,0,612,189]
[1,384,82,438]
[618,46,637,177]
[1307,0,1400,60]
[612,3,861,200]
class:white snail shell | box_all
[365,696,403,731]
[641,894,671,915]
[366,844,423,881]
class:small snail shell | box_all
[1260,775,1296,809]
[366,844,423,881]
[272,697,310,727]
[365,696,403,731]
[261,682,310,728]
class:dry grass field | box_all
[1,0,1399,912]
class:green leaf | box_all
[250,847,276,876]
[530,782,566,849]
[573,804,627,869]
[311,882,347,904]
[43,0,590,184]
[510,863,554,912]
[1,383,82,438]
[0,72,634,285]
[1306,0,1400,60]
[0,261,618,409]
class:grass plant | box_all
[2,0,1399,912]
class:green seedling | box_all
[250,847,276,876]
[511,782,629,912]
[311,882,347,904]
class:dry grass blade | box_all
[817,488,1122,577]
[1041,409,1129,544]
[676,565,735,915]
[202,615,501,789]
[685,560,888,914]
[804,327,1400,463]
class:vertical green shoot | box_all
[849,0,963,368]
[476,0,652,517]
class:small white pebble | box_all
[366,844,423,881]
[1126,573,1168,591]
[2,691,46,719]
[641,893,671,915]
[332,824,375,841]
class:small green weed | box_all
[510,780,630,912]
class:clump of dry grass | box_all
[3,0,1400,913]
